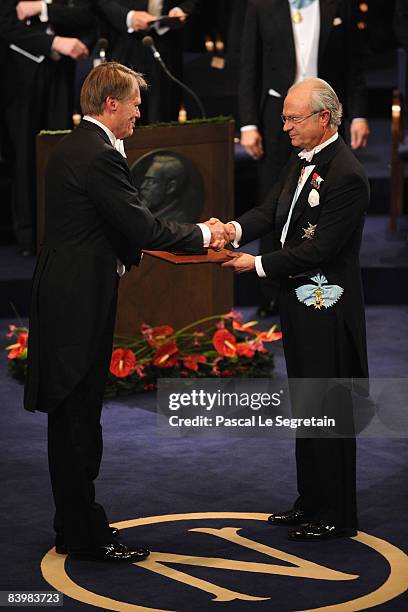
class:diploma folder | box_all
[143,248,236,264]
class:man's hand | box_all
[168,7,187,21]
[203,217,229,250]
[240,128,264,160]
[350,119,369,150]
[16,1,42,21]
[222,252,256,273]
[51,36,89,59]
[131,10,155,31]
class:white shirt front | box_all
[290,0,320,83]
[241,0,320,133]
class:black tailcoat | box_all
[24,120,203,415]
[95,0,198,122]
[238,0,367,197]
[236,136,370,527]
[0,0,96,249]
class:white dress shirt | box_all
[241,0,319,133]
[290,0,320,83]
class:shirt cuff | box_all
[255,255,266,277]
[197,223,211,248]
[240,125,258,132]
[126,10,134,32]
[227,220,242,248]
[39,1,48,22]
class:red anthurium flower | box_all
[212,329,237,357]
[151,325,174,342]
[110,348,136,378]
[232,319,259,334]
[236,342,256,358]
[257,325,283,342]
[183,354,207,372]
[6,332,28,359]
[141,323,175,347]
[248,338,267,353]
[223,310,243,321]
[153,340,179,368]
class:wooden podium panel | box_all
[36,121,235,336]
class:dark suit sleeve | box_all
[87,148,203,253]
[173,0,198,14]
[0,1,54,56]
[238,0,263,127]
[47,0,95,33]
[259,173,369,279]
[235,155,295,243]
[0,0,94,55]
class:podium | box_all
[36,120,235,336]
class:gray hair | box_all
[289,78,343,128]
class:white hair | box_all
[289,78,343,128]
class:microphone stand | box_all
[142,36,206,119]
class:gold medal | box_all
[292,10,303,24]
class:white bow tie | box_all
[298,148,315,163]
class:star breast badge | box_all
[295,274,344,310]
[302,222,317,240]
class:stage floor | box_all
[1,306,407,611]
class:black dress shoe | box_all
[268,509,306,525]
[71,542,150,562]
[55,527,119,554]
[288,522,357,541]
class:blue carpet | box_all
[1,307,408,611]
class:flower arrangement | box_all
[5,312,282,397]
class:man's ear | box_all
[321,109,330,128]
[105,96,118,113]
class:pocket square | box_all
[308,189,320,207]
[268,88,282,98]
[333,17,343,26]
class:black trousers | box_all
[47,294,117,549]
[280,285,359,529]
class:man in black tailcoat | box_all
[95,0,198,122]
[24,61,224,562]
[239,0,369,316]
[0,0,95,254]
[211,77,369,539]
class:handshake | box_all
[203,217,236,251]
[201,218,256,273]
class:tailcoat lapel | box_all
[275,156,304,234]
[287,136,341,236]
